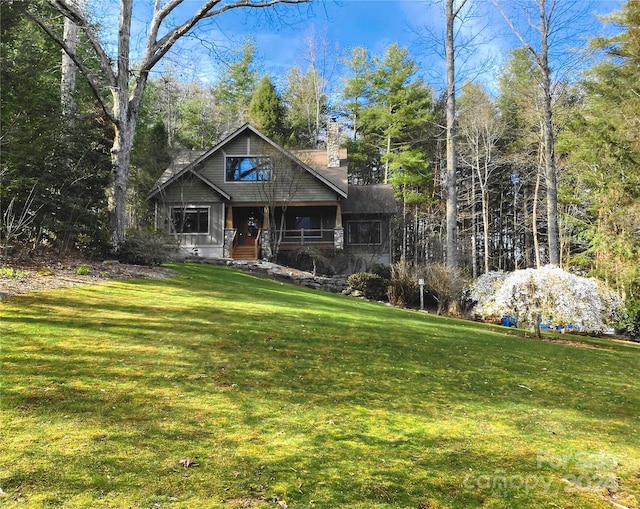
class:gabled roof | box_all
[148,124,348,200]
[342,184,397,215]
[147,150,231,200]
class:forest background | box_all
[1,0,639,327]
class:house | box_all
[148,122,396,270]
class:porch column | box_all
[261,206,272,260]
[334,202,344,250]
[226,205,233,228]
[224,205,235,258]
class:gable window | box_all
[172,207,209,234]
[226,156,271,181]
[347,220,382,245]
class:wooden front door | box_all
[234,208,261,246]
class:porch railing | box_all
[231,229,238,249]
[255,228,262,259]
[279,227,335,245]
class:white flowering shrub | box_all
[469,270,507,318]
[470,265,626,335]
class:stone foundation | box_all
[223,229,235,257]
[334,226,344,250]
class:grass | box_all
[1,263,639,508]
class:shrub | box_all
[386,262,419,308]
[347,272,388,301]
[470,265,626,337]
[0,268,28,279]
[369,263,392,281]
[116,230,178,266]
[75,266,91,276]
[420,262,470,316]
[631,310,640,340]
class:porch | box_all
[224,204,344,261]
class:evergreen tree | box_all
[342,44,435,186]
[560,0,640,323]
[131,91,173,228]
[341,47,373,141]
[213,39,260,130]
[248,75,286,142]
[340,44,436,263]
[1,1,111,254]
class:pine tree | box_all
[213,39,261,130]
[560,0,640,322]
[248,75,286,143]
[1,0,111,254]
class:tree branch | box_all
[26,11,116,124]
[142,0,309,71]
[51,0,118,87]
[453,0,469,19]
[492,0,544,70]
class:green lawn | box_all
[1,263,638,508]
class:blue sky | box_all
[124,0,625,92]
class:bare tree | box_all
[444,0,469,268]
[492,0,595,265]
[254,148,305,260]
[302,28,340,147]
[414,1,499,269]
[28,0,309,249]
[458,82,503,275]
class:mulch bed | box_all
[0,255,176,300]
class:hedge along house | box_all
[148,121,396,267]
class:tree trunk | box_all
[541,75,559,265]
[61,16,78,116]
[445,0,459,267]
[482,190,490,274]
[538,1,560,265]
[471,167,478,278]
[110,123,135,248]
[384,130,391,184]
[401,195,407,262]
[532,169,541,269]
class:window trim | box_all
[346,220,382,246]
[224,155,271,182]
[171,206,210,235]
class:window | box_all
[286,214,322,237]
[172,207,209,234]
[347,221,382,245]
[226,156,271,181]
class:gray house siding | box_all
[149,124,395,266]
[159,176,222,203]
[343,215,392,269]
[193,138,340,204]
[156,176,225,257]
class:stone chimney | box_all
[326,118,340,168]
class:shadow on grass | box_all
[1,263,638,507]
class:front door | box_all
[234,208,262,246]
